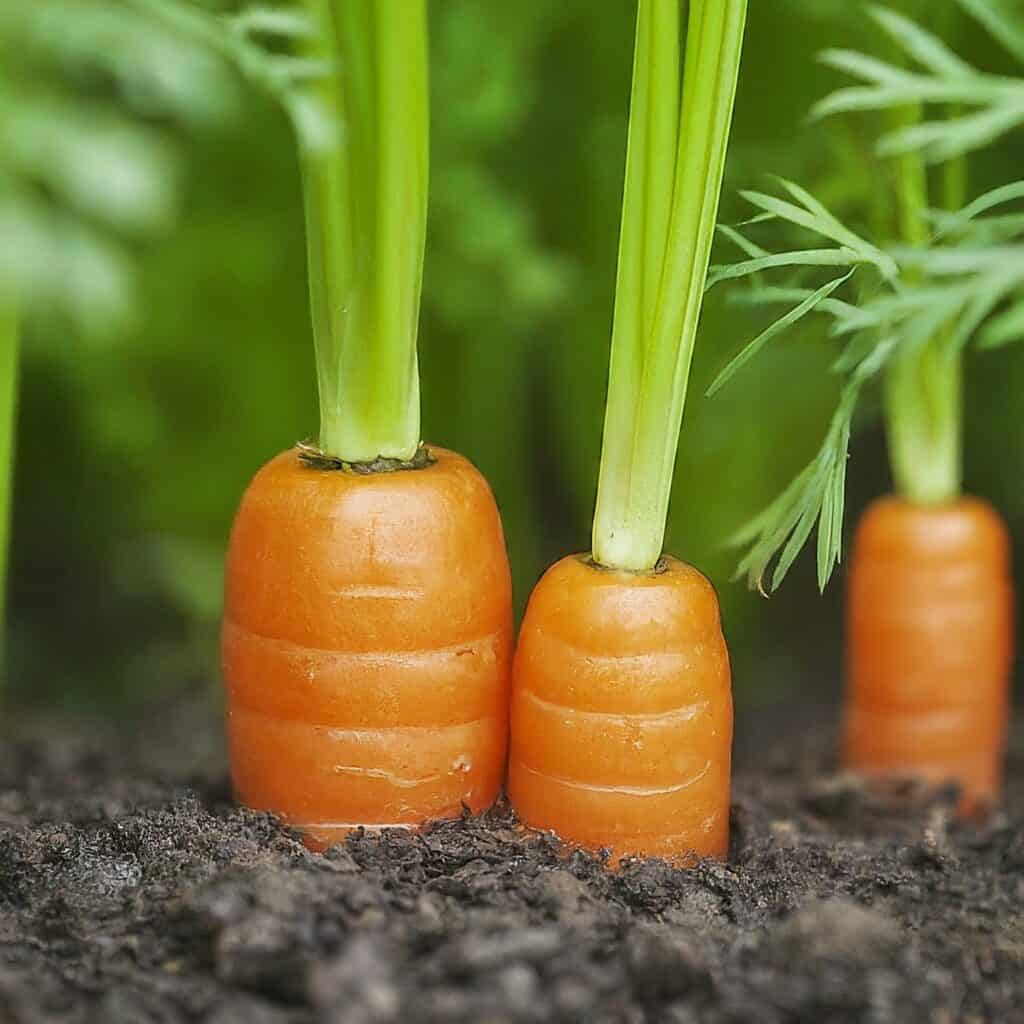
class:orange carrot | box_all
[223,446,512,848]
[697,9,1022,816]
[505,0,745,863]
[221,5,516,844]
[508,555,732,863]
[842,496,1014,808]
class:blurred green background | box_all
[7,0,1024,710]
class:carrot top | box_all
[708,2,1024,593]
[591,0,747,572]
[300,0,428,463]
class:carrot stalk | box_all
[0,303,15,664]
[885,104,962,505]
[885,341,961,504]
[301,0,427,462]
[593,0,747,571]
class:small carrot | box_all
[704,9,1022,811]
[221,1,513,845]
[509,555,732,861]
[843,496,1013,808]
[508,0,747,863]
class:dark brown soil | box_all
[2,696,1023,1024]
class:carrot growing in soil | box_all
[709,5,1021,808]
[508,0,747,863]
[222,1,513,848]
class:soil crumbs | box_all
[1,700,1023,1024]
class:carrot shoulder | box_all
[223,446,512,848]
[509,555,732,863]
[843,496,1013,807]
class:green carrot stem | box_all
[592,0,747,571]
[942,140,968,213]
[884,104,962,505]
[0,303,17,664]
[885,341,961,504]
[894,107,931,252]
[302,0,427,462]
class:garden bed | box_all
[1,696,1022,1023]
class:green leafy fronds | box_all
[706,271,853,396]
[0,0,316,337]
[712,0,1024,591]
[954,0,1024,65]
[979,298,1024,347]
[706,182,894,398]
[732,379,862,594]
[813,4,1024,162]
[710,173,1024,591]
[138,0,334,150]
[929,180,1024,240]
[709,184,901,590]
[890,244,1024,355]
[591,0,748,571]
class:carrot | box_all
[705,8,1022,810]
[223,447,512,848]
[507,0,747,863]
[843,496,1013,808]
[221,1,513,844]
[509,555,732,862]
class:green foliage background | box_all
[7,0,1023,708]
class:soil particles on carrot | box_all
[1,699,1023,1024]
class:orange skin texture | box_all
[843,496,1014,808]
[508,554,733,864]
[222,446,513,848]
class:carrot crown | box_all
[591,0,747,572]
[300,0,428,463]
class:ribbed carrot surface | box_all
[843,496,1014,808]
[508,554,732,863]
[222,446,513,848]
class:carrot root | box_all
[843,495,1014,809]
[222,446,513,843]
[508,554,733,865]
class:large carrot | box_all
[705,8,1021,809]
[508,0,747,864]
[222,1,512,846]
[224,448,511,848]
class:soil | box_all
[1,696,1023,1024]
